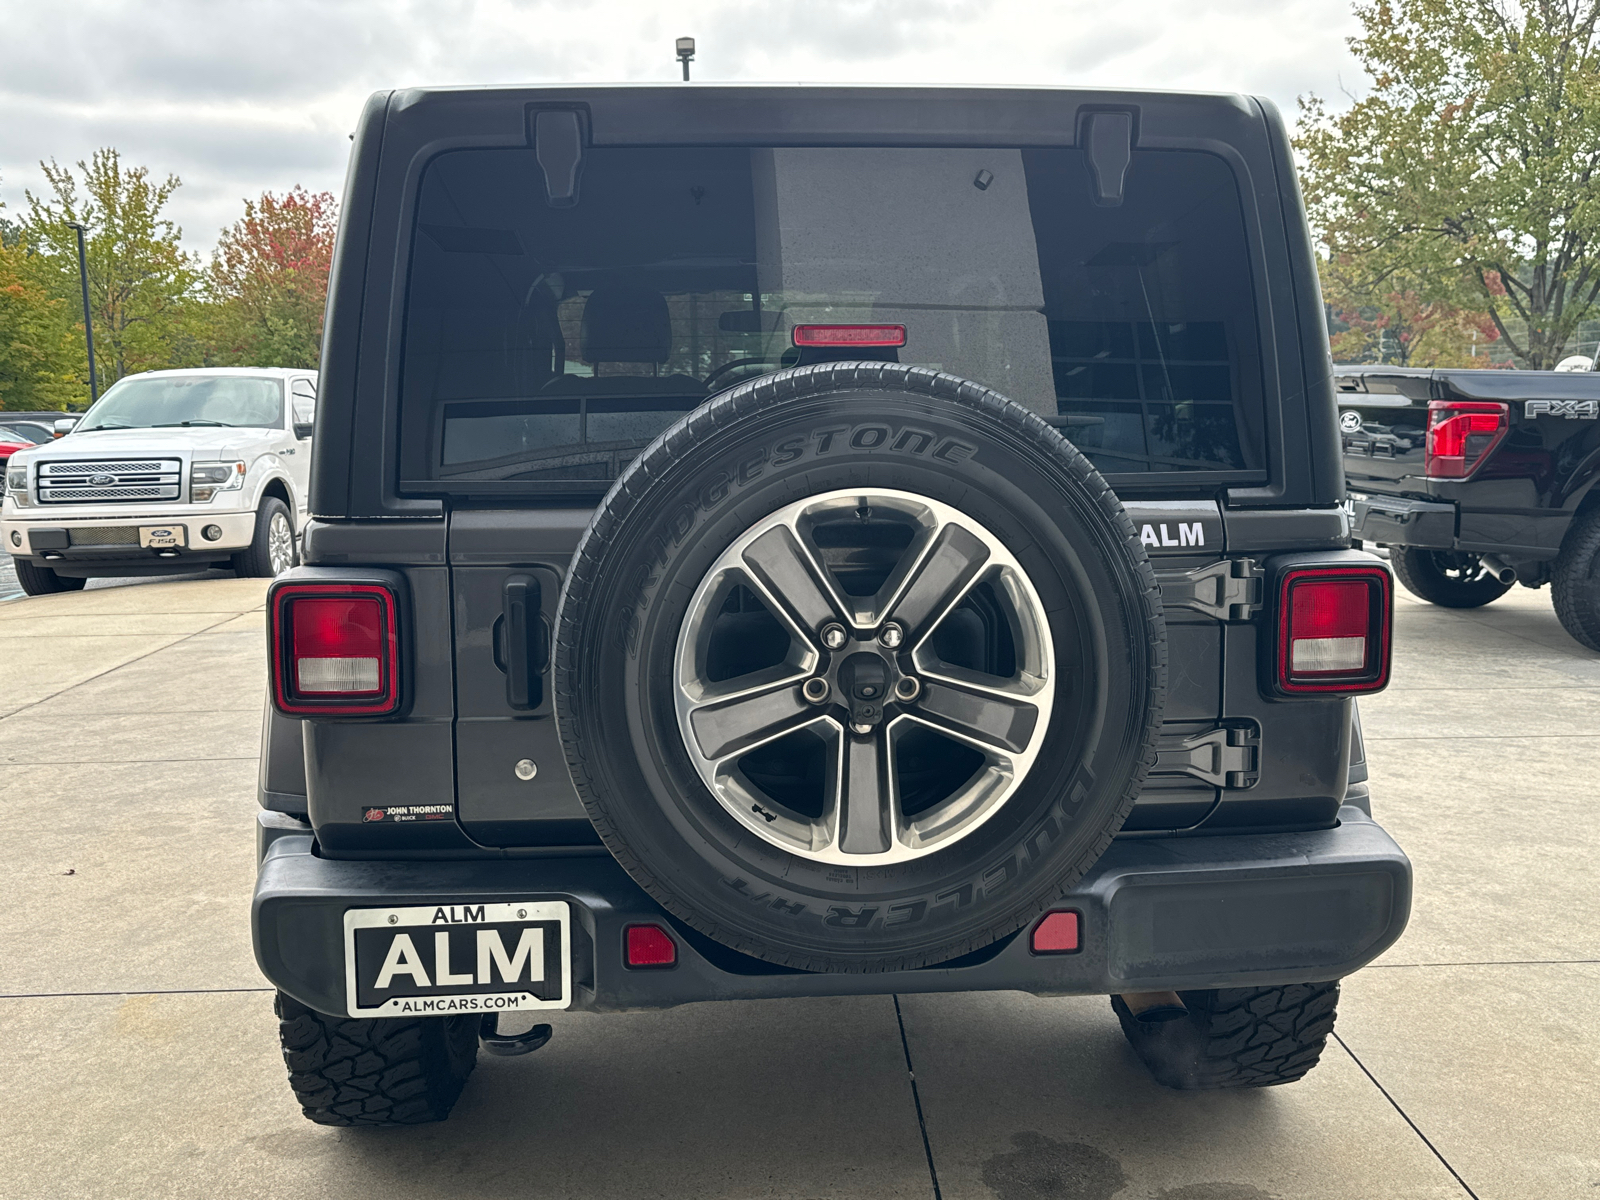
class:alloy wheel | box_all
[673,488,1055,865]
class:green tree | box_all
[1297,0,1600,369]
[205,186,337,369]
[0,181,80,410]
[1321,255,1502,366]
[23,148,203,390]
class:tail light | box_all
[1425,400,1508,478]
[792,323,907,348]
[270,583,401,715]
[1274,565,1391,695]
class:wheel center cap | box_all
[835,647,897,728]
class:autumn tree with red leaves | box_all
[206,186,337,369]
[1322,256,1502,367]
[1297,0,1600,370]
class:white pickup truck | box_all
[2,367,315,596]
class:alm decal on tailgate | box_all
[343,901,571,1017]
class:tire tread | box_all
[274,993,477,1126]
[1112,982,1339,1089]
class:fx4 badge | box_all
[1526,399,1599,419]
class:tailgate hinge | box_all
[1157,557,1262,622]
[1153,722,1260,789]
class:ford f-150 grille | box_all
[37,459,183,504]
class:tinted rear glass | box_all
[399,144,1264,490]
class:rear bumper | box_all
[1350,493,1569,561]
[253,806,1412,1016]
[1350,494,1456,549]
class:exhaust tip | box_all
[1120,990,1188,1025]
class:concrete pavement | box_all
[0,577,1596,1199]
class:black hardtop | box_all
[312,82,1339,520]
[1334,363,1600,403]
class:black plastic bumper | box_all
[1350,494,1456,549]
[254,807,1411,1016]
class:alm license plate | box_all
[343,901,571,1018]
[138,525,186,548]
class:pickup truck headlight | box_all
[5,466,28,507]
[191,461,246,502]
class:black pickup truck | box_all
[1339,365,1600,648]
[251,83,1410,1125]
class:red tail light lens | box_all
[271,583,400,715]
[1275,566,1392,694]
[792,323,907,348]
[1425,400,1508,478]
[625,924,677,968]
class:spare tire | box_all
[555,363,1165,972]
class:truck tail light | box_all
[791,323,907,348]
[1425,400,1508,478]
[1275,566,1391,695]
[270,583,401,715]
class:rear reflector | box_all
[270,583,401,716]
[791,323,907,348]
[1275,566,1392,695]
[625,924,677,968]
[1030,911,1081,954]
[1425,400,1508,478]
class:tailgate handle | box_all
[501,575,549,710]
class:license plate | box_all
[139,525,186,548]
[343,901,571,1018]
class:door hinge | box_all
[1157,557,1262,621]
[1153,722,1260,789]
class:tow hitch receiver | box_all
[479,1016,553,1057]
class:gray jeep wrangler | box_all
[252,83,1411,1125]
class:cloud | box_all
[0,0,1367,252]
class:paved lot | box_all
[0,576,1596,1199]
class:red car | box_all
[0,425,47,469]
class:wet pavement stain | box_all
[982,1131,1128,1200]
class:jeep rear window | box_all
[398,145,1265,491]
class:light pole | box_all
[65,221,99,405]
[676,37,695,81]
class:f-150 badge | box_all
[1526,399,1599,419]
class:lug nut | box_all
[879,623,904,649]
[894,676,921,702]
[803,677,831,703]
[820,623,848,650]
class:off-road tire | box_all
[1552,505,1600,651]
[1390,547,1511,608]
[232,497,296,578]
[274,992,480,1126]
[1112,982,1339,1089]
[555,361,1166,973]
[14,559,88,595]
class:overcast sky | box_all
[0,0,1370,256]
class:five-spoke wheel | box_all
[674,488,1054,865]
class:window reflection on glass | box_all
[400,143,1264,487]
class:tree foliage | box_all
[206,186,337,369]
[1298,0,1600,369]
[1322,256,1503,365]
[0,184,80,410]
[23,149,204,391]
